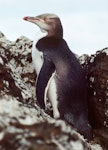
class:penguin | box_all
[23,13,92,140]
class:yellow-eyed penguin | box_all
[23,13,92,140]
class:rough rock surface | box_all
[80,48,108,149]
[0,32,103,150]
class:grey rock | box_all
[80,48,108,149]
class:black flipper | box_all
[36,56,55,109]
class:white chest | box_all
[32,44,43,75]
[32,31,47,75]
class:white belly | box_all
[45,73,60,119]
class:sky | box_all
[0,0,108,55]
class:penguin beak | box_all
[23,16,49,32]
[23,16,40,23]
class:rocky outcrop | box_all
[80,48,108,149]
[0,32,104,150]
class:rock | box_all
[0,97,87,150]
[0,33,36,105]
[80,48,108,149]
[0,31,103,150]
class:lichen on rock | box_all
[80,48,108,149]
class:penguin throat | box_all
[34,30,47,43]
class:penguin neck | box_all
[46,31,63,39]
[47,26,63,39]
[34,30,47,44]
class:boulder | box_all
[80,48,108,149]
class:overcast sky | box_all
[0,0,108,55]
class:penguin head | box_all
[23,13,63,38]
